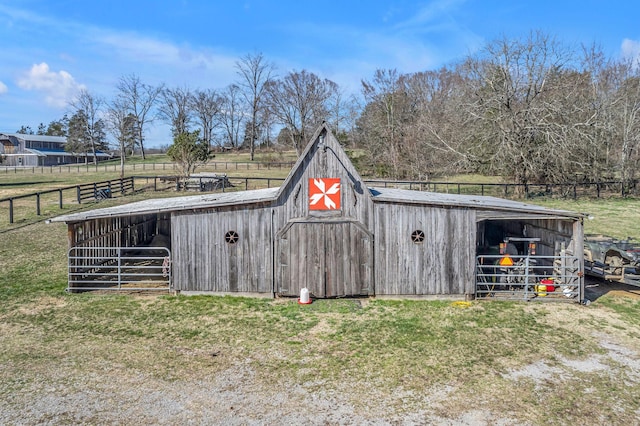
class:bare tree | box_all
[191,89,223,149]
[359,69,413,177]
[265,70,338,155]
[461,31,574,188]
[159,86,193,137]
[235,52,275,160]
[347,32,640,190]
[106,98,138,177]
[115,74,163,160]
[257,106,276,149]
[327,88,360,145]
[608,58,640,193]
[403,68,472,178]
[69,89,105,165]
[219,84,245,149]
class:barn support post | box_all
[117,247,122,289]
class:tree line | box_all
[15,32,640,188]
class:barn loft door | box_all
[277,221,373,298]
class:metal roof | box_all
[50,183,581,224]
[0,133,66,143]
[368,187,582,218]
[49,187,280,222]
[38,149,111,157]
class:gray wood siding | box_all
[172,207,272,293]
[275,128,374,231]
[277,220,373,297]
[375,204,476,295]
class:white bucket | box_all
[299,287,311,304]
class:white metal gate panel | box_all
[475,254,581,301]
[67,246,171,291]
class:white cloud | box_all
[0,80,7,94]
[17,62,85,107]
[94,30,238,85]
[394,0,468,30]
[621,38,640,61]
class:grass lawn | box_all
[2,164,640,422]
[1,197,640,422]
[532,197,640,240]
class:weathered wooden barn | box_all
[51,124,585,301]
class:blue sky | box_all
[1,0,640,147]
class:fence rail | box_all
[365,179,640,198]
[131,175,640,198]
[0,161,295,175]
[0,177,134,226]
[2,174,639,230]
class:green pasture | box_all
[1,161,640,422]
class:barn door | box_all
[277,221,373,298]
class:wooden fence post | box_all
[9,198,13,223]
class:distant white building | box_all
[0,133,111,167]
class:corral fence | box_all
[365,179,640,199]
[0,161,295,175]
[134,175,286,192]
[133,176,640,198]
[2,175,639,229]
[0,177,133,225]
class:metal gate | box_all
[475,253,581,301]
[67,246,171,291]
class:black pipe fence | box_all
[363,179,640,199]
[132,175,639,198]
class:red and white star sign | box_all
[309,178,341,210]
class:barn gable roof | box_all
[275,122,371,205]
[50,124,582,223]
